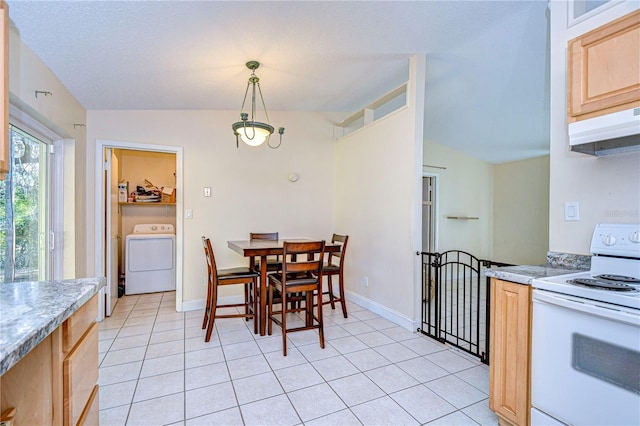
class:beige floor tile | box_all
[425,350,478,373]
[425,375,488,409]
[273,363,324,392]
[98,404,129,426]
[185,381,237,419]
[140,353,184,378]
[101,346,146,367]
[287,382,347,422]
[461,399,498,425]
[395,357,449,383]
[110,333,150,351]
[328,373,385,407]
[345,348,392,372]
[185,346,225,369]
[227,353,270,380]
[365,364,419,394]
[186,407,244,426]
[99,380,137,410]
[304,408,362,426]
[328,335,368,354]
[350,395,419,425]
[232,371,284,405]
[312,355,359,381]
[98,361,143,386]
[133,370,184,402]
[127,392,184,425]
[374,342,420,363]
[98,292,495,426]
[240,394,302,426]
[185,361,230,390]
[145,339,184,359]
[390,384,457,423]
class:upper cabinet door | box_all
[568,9,640,122]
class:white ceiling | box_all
[7,0,550,163]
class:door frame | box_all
[94,139,183,318]
[422,171,439,253]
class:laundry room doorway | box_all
[95,139,183,319]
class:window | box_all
[0,125,51,282]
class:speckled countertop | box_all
[485,265,587,285]
[0,277,105,375]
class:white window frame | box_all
[9,104,65,280]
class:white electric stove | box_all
[530,223,640,426]
[534,223,640,309]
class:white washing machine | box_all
[125,223,176,295]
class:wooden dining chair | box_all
[321,234,349,318]
[267,240,325,356]
[249,232,282,273]
[201,237,259,342]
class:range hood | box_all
[568,108,640,156]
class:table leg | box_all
[260,255,268,336]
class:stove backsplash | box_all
[547,251,592,270]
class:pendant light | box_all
[232,61,284,149]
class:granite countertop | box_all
[485,265,586,286]
[0,277,105,375]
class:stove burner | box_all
[568,278,637,292]
[596,274,640,284]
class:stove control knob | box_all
[151,225,157,231]
[602,234,616,246]
[630,231,640,243]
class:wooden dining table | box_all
[227,238,339,336]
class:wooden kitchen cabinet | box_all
[568,9,640,122]
[0,294,99,426]
[489,278,531,426]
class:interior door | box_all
[104,148,118,316]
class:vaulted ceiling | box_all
[7,0,550,163]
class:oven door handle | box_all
[533,290,640,327]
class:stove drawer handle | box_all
[533,290,640,327]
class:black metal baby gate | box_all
[418,250,509,365]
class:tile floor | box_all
[98,291,498,425]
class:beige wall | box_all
[549,1,640,255]
[86,110,338,303]
[334,55,425,327]
[493,155,549,265]
[8,27,87,277]
[423,141,494,259]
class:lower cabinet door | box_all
[64,323,98,426]
[77,385,99,426]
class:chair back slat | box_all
[327,234,348,266]
[201,237,218,284]
[250,232,279,241]
[283,241,325,276]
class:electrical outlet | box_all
[204,187,211,197]
[364,276,369,287]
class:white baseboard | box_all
[344,290,420,331]
[181,293,421,332]
[180,295,244,312]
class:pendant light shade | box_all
[232,61,284,149]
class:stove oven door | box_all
[531,289,640,426]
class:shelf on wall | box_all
[446,216,479,220]
[118,202,175,206]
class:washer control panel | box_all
[132,223,175,234]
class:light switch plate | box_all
[204,187,211,197]
[564,202,580,221]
